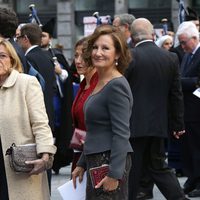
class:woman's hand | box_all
[72,166,85,189]
[95,176,119,192]
[25,153,49,175]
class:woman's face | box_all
[91,34,118,70]
[0,45,12,76]
[162,38,173,50]
[74,44,90,76]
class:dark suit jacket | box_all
[26,46,56,131]
[9,38,28,73]
[170,45,185,64]
[180,46,200,122]
[127,39,134,49]
[125,41,184,138]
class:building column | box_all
[57,0,75,63]
[171,0,192,32]
[114,0,128,15]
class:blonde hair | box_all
[0,38,23,72]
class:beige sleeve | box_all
[26,76,57,155]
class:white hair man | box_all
[176,21,200,198]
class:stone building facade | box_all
[0,0,198,62]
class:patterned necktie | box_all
[186,53,193,66]
[182,53,193,75]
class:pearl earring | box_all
[115,59,118,66]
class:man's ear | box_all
[24,35,29,41]
[124,23,129,31]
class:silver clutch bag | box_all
[6,143,38,173]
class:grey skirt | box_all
[85,151,132,200]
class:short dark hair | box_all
[0,8,18,38]
[82,25,132,74]
[20,23,42,45]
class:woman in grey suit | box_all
[72,25,133,200]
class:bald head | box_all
[131,18,154,43]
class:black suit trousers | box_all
[128,137,185,200]
[180,122,200,187]
[0,138,9,200]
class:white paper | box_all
[57,172,86,200]
[193,88,200,98]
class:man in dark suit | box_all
[176,21,200,198]
[170,6,200,64]
[17,23,55,133]
[16,23,56,192]
[126,18,187,200]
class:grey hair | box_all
[176,21,199,40]
[114,13,136,30]
[131,18,154,42]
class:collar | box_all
[80,71,98,90]
[191,43,200,55]
[1,69,18,89]
[25,45,38,55]
[135,40,153,47]
[127,37,132,44]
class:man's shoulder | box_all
[28,46,45,55]
[28,47,52,61]
[194,46,200,57]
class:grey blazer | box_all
[77,76,133,179]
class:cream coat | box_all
[0,70,56,200]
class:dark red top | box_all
[71,72,98,131]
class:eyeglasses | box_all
[179,37,192,46]
[0,53,10,60]
[164,42,173,45]
[16,34,25,41]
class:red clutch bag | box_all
[89,164,109,188]
[69,128,86,150]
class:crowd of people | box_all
[0,4,200,200]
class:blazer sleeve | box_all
[169,55,184,131]
[76,152,87,170]
[181,77,198,91]
[181,54,199,91]
[26,76,57,155]
[106,80,133,179]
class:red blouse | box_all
[71,72,98,131]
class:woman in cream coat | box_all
[0,39,56,199]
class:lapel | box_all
[181,47,200,76]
